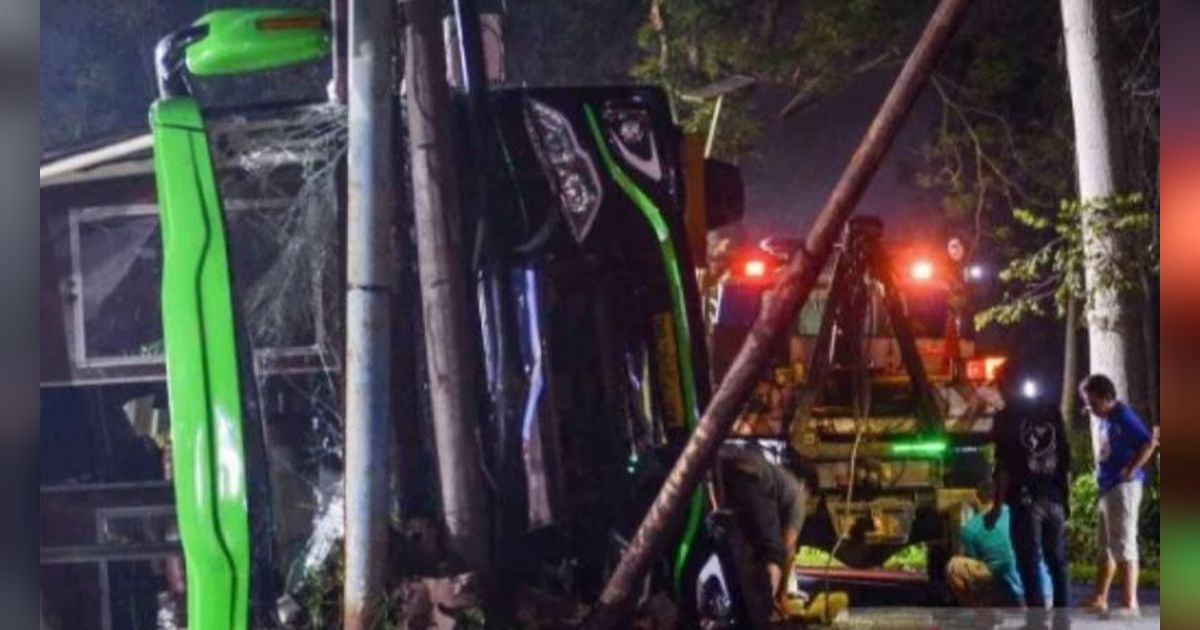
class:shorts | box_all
[945,557,1019,607]
[1097,481,1142,563]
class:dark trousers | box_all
[723,466,788,568]
[1010,498,1070,608]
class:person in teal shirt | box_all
[948,479,1051,606]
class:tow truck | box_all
[707,217,1006,586]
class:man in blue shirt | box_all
[1079,374,1158,613]
[948,479,1051,606]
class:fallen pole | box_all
[407,0,491,572]
[585,0,972,626]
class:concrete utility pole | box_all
[585,0,973,626]
[1059,0,1149,455]
[406,0,491,571]
[343,0,395,626]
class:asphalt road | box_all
[817,607,1161,629]
[787,570,1161,629]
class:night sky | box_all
[738,72,944,242]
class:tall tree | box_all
[950,0,1156,429]
[1059,0,1150,452]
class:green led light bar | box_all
[890,439,949,457]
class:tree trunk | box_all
[761,0,782,46]
[1061,296,1093,475]
[650,0,668,71]
[1059,0,1149,455]
[1141,271,1158,424]
[1060,296,1080,422]
[331,0,348,103]
[406,0,491,571]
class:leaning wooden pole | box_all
[406,0,491,572]
[585,0,972,625]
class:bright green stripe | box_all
[677,490,704,588]
[890,439,948,457]
[152,97,250,630]
[581,105,699,423]
[582,104,703,591]
[494,125,530,222]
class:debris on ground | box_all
[398,573,482,630]
[514,585,590,629]
[630,592,679,630]
[776,591,850,626]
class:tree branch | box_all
[781,49,900,118]
[853,47,900,74]
[931,76,1055,209]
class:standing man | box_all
[987,365,1071,609]
[1079,374,1157,613]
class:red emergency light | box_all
[744,259,768,278]
[966,356,1007,382]
[731,252,777,281]
[910,260,935,282]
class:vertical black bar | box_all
[451,0,493,251]
[786,248,849,443]
[332,0,349,103]
[451,0,488,110]
[450,1,514,623]
[870,245,942,431]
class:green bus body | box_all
[149,9,730,627]
[151,97,253,630]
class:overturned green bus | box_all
[140,7,755,629]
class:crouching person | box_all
[719,442,816,617]
[946,479,1031,607]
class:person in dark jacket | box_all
[719,442,816,616]
[986,364,1071,609]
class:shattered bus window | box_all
[209,102,349,622]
